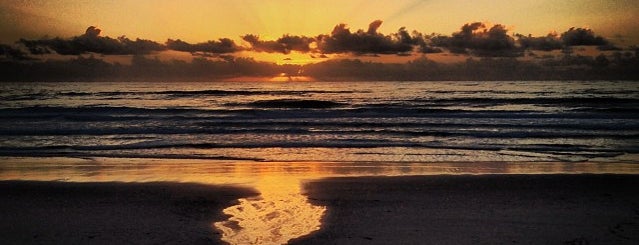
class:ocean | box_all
[1,80,638,163]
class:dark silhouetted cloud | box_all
[241,34,313,54]
[2,47,639,82]
[8,21,632,61]
[431,22,521,57]
[18,26,166,55]
[165,38,241,54]
[367,20,384,34]
[516,33,563,51]
[412,32,443,53]
[315,20,417,55]
[560,27,609,46]
[0,43,31,60]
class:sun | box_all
[240,51,326,65]
[268,72,315,82]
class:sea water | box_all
[1,80,638,163]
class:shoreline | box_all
[0,181,257,245]
[292,174,639,244]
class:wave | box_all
[0,141,634,159]
[0,106,208,116]
[0,90,359,102]
[245,99,345,109]
[0,150,264,161]
[364,97,639,107]
[2,105,639,122]
[196,120,638,131]
[56,89,357,97]
[1,124,637,140]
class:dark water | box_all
[1,81,638,162]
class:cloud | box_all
[0,43,31,60]
[9,21,629,60]
[241,34,313,54]
[165,38,241,54]
[560,27,609,46]
[117,37,166,54]
[19,26,166,55]
[367,20,383,34]
[240,21,419,55]
[412,32,443,53]
[316,20,417,55]
[431,22,522,57]
[516,33,563,51]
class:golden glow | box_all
[268,74,315,82]
[2,0,638,44]
[214,176,325,244]
[240,51,322,65]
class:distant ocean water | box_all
[0,81,638,163]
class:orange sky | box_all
[2,0,638,42]
[1,0,638,64]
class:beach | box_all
[292,174,639,244]
[2,171,639,244]
[0,181,257,245]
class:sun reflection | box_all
[214,176,325,244]
[268,73,315,82]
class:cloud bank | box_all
[10,20,622,58]
[19,26,165,55]
[165,38,241,54]
[241,34,313,54]
[2,51,638,82]
[315,20,418,55]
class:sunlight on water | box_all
[268,74,315,82]
[214,176,324,244]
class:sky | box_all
[2,0,638,43]
[1,0,638,66]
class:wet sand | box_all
[0,181,257,245]
[292,174,639,244]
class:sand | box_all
[0,181,257,245]
[3,175,639,245]
[291,174,639,245]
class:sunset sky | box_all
[1,0,639,67]
[2,0,638,43]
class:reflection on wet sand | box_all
[2,157,639,244]
[214,176,325,244]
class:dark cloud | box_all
[7,21,630,61]
[303,52,639,81]
[516,33,563,51]
[84,26,101,37]
[560,27,609,46]
[19,26,166,55]
[241,34,313,54]
[165,38,241,54]
[367,20,383,34]
[316,20,417,55]
[413,33,443,54]
[597,43,622,51]
[2,48,639,82]
[0,43,31,60]
[432,22,521,57]
[118,37,166,54]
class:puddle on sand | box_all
[214,176,325,244]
